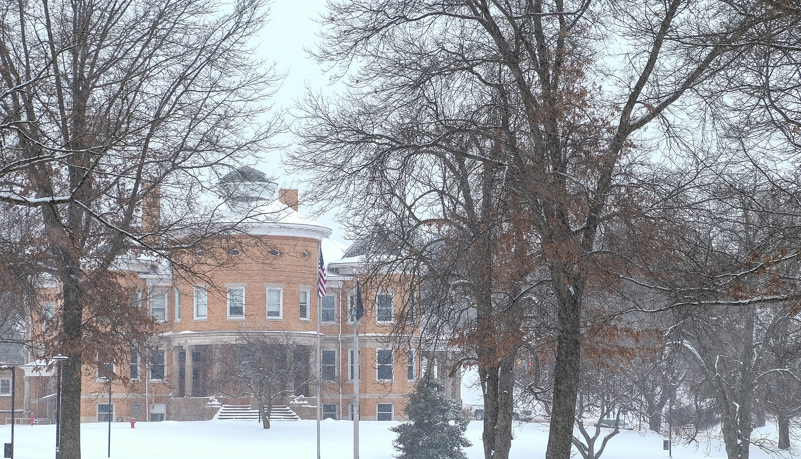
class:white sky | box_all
[255,0,351,249]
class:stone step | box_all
[217,404,300,421]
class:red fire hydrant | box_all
[130,417,136,429]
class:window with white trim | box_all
[321,295,336,323]
[322,350,336,380]
[150,293,167,322]
[377,403,394,421]
[349,403,360,421]
[299,289,310,320]
[130,349,140,381]
[323,404,338,420]
[97,403,114,422]
[266,288,282,318]
[175,290,181,321]
[194,287,207,319]
[97,363,114,380]
[377,349,393,381]
[0,377,11,396]
[347,294,356,323]
[42,301,56,331]
[130,403,141,419]
[406,294,415,323]
[407,350,416,381]
[149,349,166,381]
[348,349,360,381]
[227,287,245,318]
[376,293,393,323]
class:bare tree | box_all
[291,1,798,457]
[0,0,279,456]
[216,334,313,429]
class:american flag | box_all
[318,251,327,298]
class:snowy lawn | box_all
[0,419,793,459]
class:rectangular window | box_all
[194,287,207,319]
[227,287,245,318]
[376,293,393,323]
[349,403,360,421]
[149,349,165,381]
[150,293,167,322]
[377,403,394,421]
[175,290,181,321]
[322,350,336,380]
[130,350,140,381]
[42,301,56,331]
[406,294,415,323]
[300,290,310,320]
[323,404,338,420]
[97,403,114,422]
[407,350,415,381]
[130,403,141,419]
[0,378,10,396]
[321,295,336,323]
[348,349,360,381]
[377,349,393,381]
[266,288,283,318]
[150,403,166,422]
[97,363,114,380]
[347,295,356,323]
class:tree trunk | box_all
[58,260,84,459]
[546,268,584,459]
[479,358,515,459]
[480,364,500,459]
[260,397,270,429]
[778,413,790,450]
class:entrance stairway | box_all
[216,404,300,421]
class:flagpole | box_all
[353,280,363,459]
[354,317,359,459]
[317,247,326,459]
[316,299,321,459]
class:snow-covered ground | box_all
[0,419,793,459]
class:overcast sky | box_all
[256,0,349,249]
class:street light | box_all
[52,355,68,459]
[0,365,15,459]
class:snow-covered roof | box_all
[211,166,331,240]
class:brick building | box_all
[17,166,460,424]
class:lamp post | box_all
[52,355,68,459]
[0,365,15,459]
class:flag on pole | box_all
[355,280,364,321]
[318,251,327,298]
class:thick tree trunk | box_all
[479,359,515,459]
[778,414,790,450]
[546,268,584,459]
[59,275,83,459]
[481,364,500,459]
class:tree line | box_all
[288,1,801,459]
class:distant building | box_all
[18,166,460,424]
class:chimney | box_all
[142,185,161,235]
[279,189,299,212]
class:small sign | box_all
[663,439,669,450]
[4,442,11,458]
